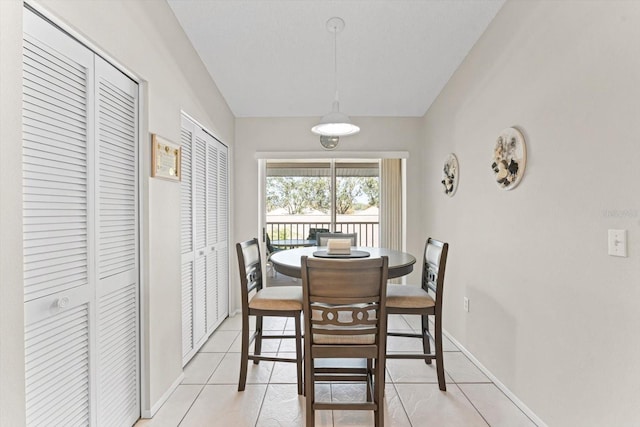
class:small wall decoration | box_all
[441,153,459,197]
[152,134,181,181]
[491,127,526,190]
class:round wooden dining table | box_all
[269,246,417,279]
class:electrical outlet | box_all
[463,297,469,312]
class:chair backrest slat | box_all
[236,238,264,313]
[421,238,449,303]
[310,304,380,326]
[309,296,381,305]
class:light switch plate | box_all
[608,229,627,257]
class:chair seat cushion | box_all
[386,284,435,309]
[249,286,303,311]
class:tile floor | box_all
[136,312,537,427]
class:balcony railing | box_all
[266,222,379,247]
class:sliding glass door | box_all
[266,162,331,241]
[335,162,379,246]
[264,160,380,248]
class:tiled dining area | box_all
[136,312,537,427]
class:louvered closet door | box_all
[23,9,95,426]
[192,132,208,347]
[205,138,219,330]
[216,144,229,321]
[180,116,230,365]
[94,56,139,427]
[23,8,140,426]
[180,117,195,361]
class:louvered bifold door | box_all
[23,9,95,426]
[205,135,218,330]
[94,56,139,427]
[180,117,195,362]
[192,131,208,348]
[216,143,229,321]
[180,116,229,364]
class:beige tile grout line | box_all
[178,331,230,426]
[387,368,415,427]
[253,322,286,427]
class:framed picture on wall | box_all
[151,133,181,181]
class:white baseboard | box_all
[141,372,185,419]
[443,330,547,427]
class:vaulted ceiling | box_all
[168,0,505,118]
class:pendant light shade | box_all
[312,17,360,139]
[311,102,360,137]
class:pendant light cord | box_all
[311,17,360,137]
[333,23,339,108]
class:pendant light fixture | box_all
[311,17,360,142]
[319,135,340,150]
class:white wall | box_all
[0,0,234,419]
[233,117,424,309]
[420,1,640,425]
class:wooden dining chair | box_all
[316,232,358,246]
[265,233,282,277]
[306,227,329,242]
[386,237,449,391]
[235,238,303,394]
[301,255,389,427]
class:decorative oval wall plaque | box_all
[441,153,459,197]
[491,127,526,190]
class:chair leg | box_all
[305,358,314,427]
[434,316,446,391]
[295,313,303,395]
[238,314,250,391]
[374,357,384,427]
[366,359,373,402]
[254,315,263,365]
[422,314,432,365]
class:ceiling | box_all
[167,0,505,118]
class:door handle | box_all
[56,296,70,309]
